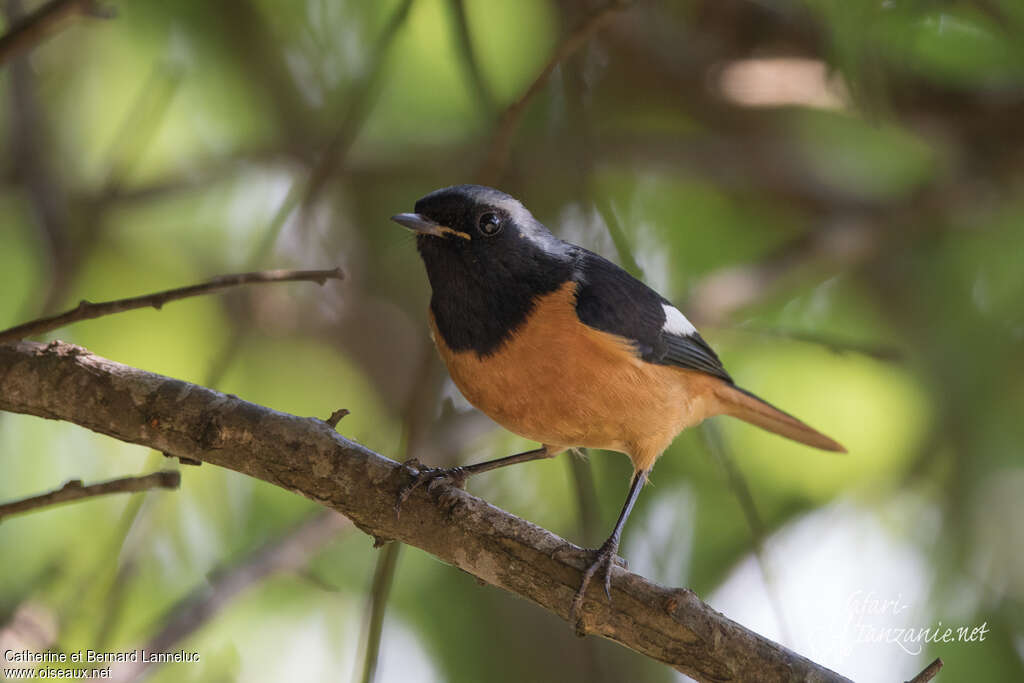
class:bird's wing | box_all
[572,248,732,383]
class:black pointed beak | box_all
[391,213,443,236]
[390,213,471,240]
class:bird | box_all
[390,184,845,625]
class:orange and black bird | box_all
[391,184,845,620]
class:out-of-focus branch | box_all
[478,0,632,184]
[700,422,792,645]
[448,0,493,114]
[200,0,414,390]
[0,340,852,683]
[357,341,434,683]
[0,471,180,521]
[357,541,401,683]
[41,63,185,315]
[0,268,344,344]
[5,0,74,316]
[246,0,416,265]
[0,0,105,65]
[291,0,416,225]
[110,510,350,683]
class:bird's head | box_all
[391,184,572,290]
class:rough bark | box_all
[0,340,850,682]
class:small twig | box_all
[905,657,943,683]
[477,0,632,184]
[0,471,180,521]
[0,0,105,66]
[0,267,344,344]
[324,408,351,429]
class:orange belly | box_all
[430,281,722,471]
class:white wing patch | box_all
[662,304,697,337]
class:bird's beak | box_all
[390,213,470,240]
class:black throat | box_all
[420,237,575,356]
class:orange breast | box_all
[430,281,723,471]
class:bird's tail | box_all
[713,383,846,452]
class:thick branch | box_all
[0,341,850,683]
[0,471,180,521]
[0,268,344,344]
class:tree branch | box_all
[477,0,631,184]
[0,471,180,521]
[0,340,851,682]
[0,0,104,65]
[0,267,344,344]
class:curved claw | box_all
[601,557,615,602]
[394,463,469,520]
[568,540,621,632]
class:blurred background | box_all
[1,0,1022,681]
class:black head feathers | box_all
[391,185,574,354]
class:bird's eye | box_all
[477,212,502,237]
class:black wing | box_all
[572,248,732,383]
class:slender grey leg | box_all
[569,468,650,625]
[395,447,552,518]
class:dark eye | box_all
[477,212,502,237]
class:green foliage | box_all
[1,1,1021,681]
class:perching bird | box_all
[391,184,844,623]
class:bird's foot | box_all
[569,538,624,632]
[394,458,469,520]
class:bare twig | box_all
[0,340,854,682]
[0,267,344,344]
[109,510,350,683]
[905,657,943,683]
[0,471,180,521]
[0,0,104,66]
[477,0,632,184]
[324,408,351,429]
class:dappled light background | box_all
[1,0,1022,681]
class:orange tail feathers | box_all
[713,383,846,453]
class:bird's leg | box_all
[569,468,650,628]
[395,446,553,518]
